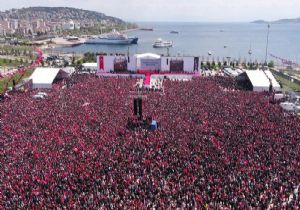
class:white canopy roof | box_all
[264,70,281,91]
[135,53,161,59]
[245,70,280,92]
[30,68,61,89]
[82,63,98,68]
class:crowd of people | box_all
[1,75,300,208]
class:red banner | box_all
[99,56,104,70]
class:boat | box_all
[153,38,173,48]
[248,44,252,55]
[140,28,153,31]
[85,29,138,45]
[129,37,138,44]
[66,36,79,41]
[170,31,179,34]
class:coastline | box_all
[37,27,140,50]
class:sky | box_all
[1,0,300,22]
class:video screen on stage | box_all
[114,57,128,72]
[170,59,184,72]
[140,59,161,70]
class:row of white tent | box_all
[28,67,281,93]
[239,69,281,92]
[224,67,281,92]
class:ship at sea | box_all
[85,30,138,45]
[140,28,153,31]
[153,38,173,48]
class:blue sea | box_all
[60,22,300,63]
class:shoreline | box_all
[38,27,140,50]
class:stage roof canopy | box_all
[135,53,161,59]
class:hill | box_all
[252,17,300,24]
[0,7,125,24]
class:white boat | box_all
[85,29,138,45]
[66,36,79,41]
[153,38,173,48]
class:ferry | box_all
[85,30,138,45]
[153,38,173,48]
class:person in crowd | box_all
[0,75,299,209]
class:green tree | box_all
[218,61,222,67]
[268,60,275,68]
[76,60,82,65]
[72,57,75,66]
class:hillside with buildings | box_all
[0,7,136,37]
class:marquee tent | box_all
[30,68,69,89]
[238,70,281,92]
[135,53,161,71]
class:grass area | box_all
[0,45,34,55]
[0,57,30,67]
[275,75,300,91]
[0,69,33,93]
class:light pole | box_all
[265,24,270,66]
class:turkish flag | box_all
[99,56,104,70]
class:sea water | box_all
[59,22,300,63]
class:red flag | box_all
[99,56,104,70]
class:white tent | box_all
[82,63,98,69]
[244,70,280,92]
[264,70,281,91]
[135,53,161,70]
[135,53,161,59]
[30,68,68,89]
[62,67,76,74]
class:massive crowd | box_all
[1,75,300,208]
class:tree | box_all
[268,60,275,68]
[206,61,211,69]
[218,61,222,67]
[212,61,216,69]
[64,60,69,67]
